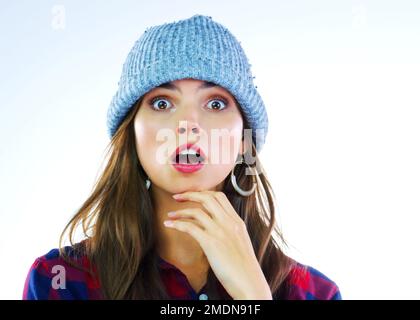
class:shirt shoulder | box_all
[282,261,342,300]
[22,243,102,300]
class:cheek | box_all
[206,117,243,165]
[134,115,160,170]
[134,112,177,183]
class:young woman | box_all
[23,14,341,300]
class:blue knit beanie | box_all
[107,14,268,152]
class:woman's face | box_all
[134,78,246,193]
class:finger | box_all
[201,191,242,226]
[163,219,209,246]
[168,208,215,231]
[173,191,228,223]
[167,216,206,230]
[212,191,244,224]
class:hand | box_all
[164,190,273,300]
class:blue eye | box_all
[149,96,172,110]
[206,96,228,111]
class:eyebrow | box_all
[156,81,218,93]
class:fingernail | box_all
[163,220,174,227]
[167,211,176,217]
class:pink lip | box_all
[172,162,204,173]
[171,143,205,174]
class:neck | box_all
[151,183,222,268]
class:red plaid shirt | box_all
[23,244,341,300]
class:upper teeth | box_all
[179,149,199,156]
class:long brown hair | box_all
[59,94,297,299]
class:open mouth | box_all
[171,143,206,165]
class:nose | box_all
[176,121,200,135]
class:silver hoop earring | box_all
[145,178,151,190]
[230,159,257,197]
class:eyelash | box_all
[148,95,229,111]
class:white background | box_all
[1,0,419,299]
